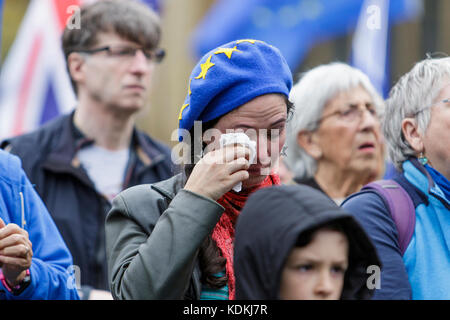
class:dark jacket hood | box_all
[234,184,381,300]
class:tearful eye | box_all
[268,130,278,140]
[268,127,285,140]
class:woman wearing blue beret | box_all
[106,39,293,300]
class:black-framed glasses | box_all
[73,44,165,63]
[312,103,378,127]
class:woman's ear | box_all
[297,130,322,160]
[401,118,424,153]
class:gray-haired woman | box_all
[284,62,385,204]
[342,57,450,300]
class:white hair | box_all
[383,56,450,170]
[284,62,384,179]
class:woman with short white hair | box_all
[343,57,450,300]
[284,62,385,204]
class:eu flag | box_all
[192,0,421,71]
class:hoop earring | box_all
[418,152,428,165]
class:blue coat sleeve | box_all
[0,169,79,300]
[342,191,412,300]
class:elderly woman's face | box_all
[213,93,288,188]
[313,86,381,176]
[421,80,450,179]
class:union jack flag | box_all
[0,0,161,141]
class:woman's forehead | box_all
[216,109,287,131]
[326,86,372,107]
[219,94,287,125]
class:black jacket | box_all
[234,184,381,300]
[1,112,176,291]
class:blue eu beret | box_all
[178,39,293,141]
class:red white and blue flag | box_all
[0,0,161,141]
[0,0,82,140]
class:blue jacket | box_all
[342,159,450,300]
[0,150,79,300]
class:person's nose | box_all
[358,108,379,132]
[314,271,334,299]
[128,49,151,75]
[257,133,271,169]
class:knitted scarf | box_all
[212,174,281,300]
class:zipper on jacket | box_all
[19,191,26,229]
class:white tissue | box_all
[219,133,256,192]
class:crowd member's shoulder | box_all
[110,174,183,222]
[1,114,69,161]
[342,189,388,213]
[342,188,400,244]
[135,128,171,154]
[135,129,174,164]
[0,149,23,185]
[341,188,397,230]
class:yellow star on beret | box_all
[236,39,257,44]
[214,46,240,59]
[195,55,215,80]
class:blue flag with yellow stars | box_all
[192,0,421,71]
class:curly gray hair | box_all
[284,62,384,180]
[383,56,450,170]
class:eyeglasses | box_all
[313,103,378,127]
[409,98,450,117]
[74,44,165,63]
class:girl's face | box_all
[279,229,349,300]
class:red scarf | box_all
[212,174,281,300]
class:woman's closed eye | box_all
[267,126,284,140]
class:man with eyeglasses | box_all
[1,0,175,300]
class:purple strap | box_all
[362,180,415,255]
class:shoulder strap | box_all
[362,180,416,255]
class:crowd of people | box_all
[0,0,448,300]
